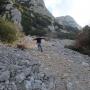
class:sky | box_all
[44,0,90,27]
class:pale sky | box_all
[44,0,90,27]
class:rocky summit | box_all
[56,16,80,28]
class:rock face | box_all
[0,46,55,90]
[1,0,80,38]
[17,0,53,18]
[1,0,56,35]
[54,16,81,39]
[4,0,22,29]
[16,0,55,35]
[56,16,80,29]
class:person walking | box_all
[33,37,45,52]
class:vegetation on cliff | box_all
[0,18,20,43]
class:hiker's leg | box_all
[40,44,43,52]
[38,43,43,52]
[37,43,40,50]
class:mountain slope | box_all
[56,15,80,29]
[0,0,79,40]
[0,0,56,36]
[54,15,81,39]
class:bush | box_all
[0,18,19,43]
[75,25,90,49]
[17,43,26,50]
[69,25,90,55]
[21,9,32,35]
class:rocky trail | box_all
[29,39,90,90]
[0,39,90,90]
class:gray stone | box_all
[25,80,32,90]
[6,4,13,10]
[11,8,21,24]
[23,67,32,76]
[48,76,55,89]
[15,73,25,83]
[32,64,40,73]
[82,62,89,67]
[32,80,42,89]
[11,82,17,90]
[0,71,10,82]
[42,83,47,90]
[6,82,17,90]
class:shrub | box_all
[69,25,90,55]
[21,9,32,35]
[17,44,26,50]
[0,18,19,43]
[75,25,90,49]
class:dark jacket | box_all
[34,37,45,43]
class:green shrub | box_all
[0,18,19,43]
[21,9,32,35]
[21,6,51,36]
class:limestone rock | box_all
[5,0,22,29]
[56,15,81,29]
[0,70,10,82]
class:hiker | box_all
[33,37,45,52]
